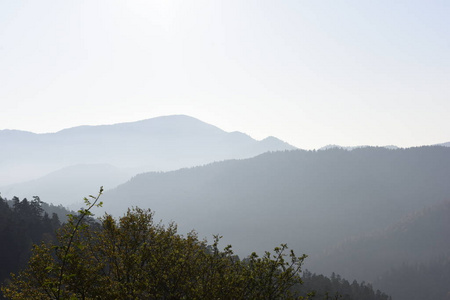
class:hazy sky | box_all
[1,0,449,149]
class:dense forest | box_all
[0,194,390,299]
[299,271,391,300]
[0,196,62,293]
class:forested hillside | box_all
[0,196,62,296]
[3,146,450,299]
[375,256,450,300]
[312,201,450,280]
[95,146,450,298]
[300,271,392,300]
[100,146,450,256]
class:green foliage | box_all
[2,188,309,300]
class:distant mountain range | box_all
[0,115,295,204]
[319,142,450,151]
[319,144,400,151]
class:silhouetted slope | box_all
[310,201,450,282]
[375,255,450,300]
[100,146,450,267]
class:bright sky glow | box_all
[1,0,449,149]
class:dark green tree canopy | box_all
[2,203,309,300]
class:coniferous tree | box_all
[0,195,61,299]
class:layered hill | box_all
[1,164,131,206]
[98,146,450,266]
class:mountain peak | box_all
[54,115,225,136]
[259,136,297,150]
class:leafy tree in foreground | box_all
[2,188,310,299]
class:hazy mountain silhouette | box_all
[0,115,295,188]
[97,146,450,284]
[1,164,132,206]
[319,141,450,151]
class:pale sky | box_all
[1,0,449,149]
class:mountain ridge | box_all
[97,146,450,261]
[0,115,296,197]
